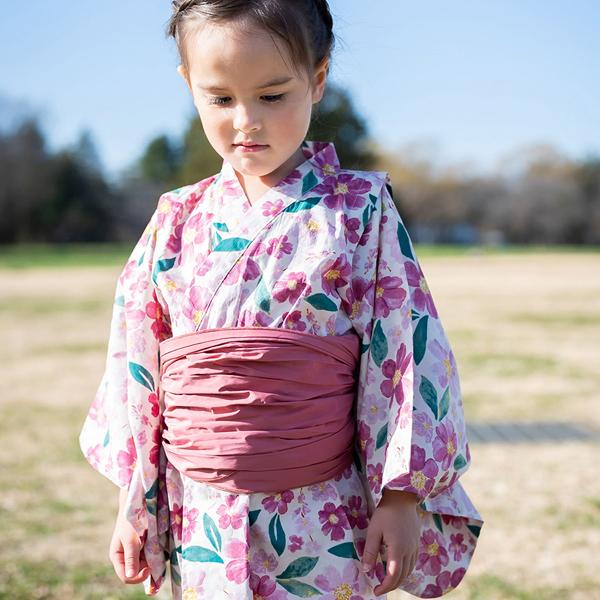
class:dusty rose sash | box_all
[158,326,361,494]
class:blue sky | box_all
[1,1,598,180]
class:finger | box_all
[361,522,382,572]
[397,555,410,584]
[373,555,401,595]
[123,538,141,580]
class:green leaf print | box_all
[151,257,176,285]
[301,170,319,195]
[203,513,222,553]
[413,315,429,365]
[212,222,229,232]
[255,276,271,313]
[128,362,155,392]
[137,251,145,266]
[454,453,467,470]
[375,423,388,450]
[102,429,109,447]
[432,513,444,534]
[249,509,261,526]
[145,478,158,500]
[438,387,450,420]
[306,293,337,312]
[268,514,286,556]
[361,203,374,228]
[371,319,388,367]
[467,524,482,538]
[276,556,319,579]
[397,221,415,261]
[420,375,438,418]
[276,579,322,597]
[181,546,224,563]
[360,341,370,355]
[212,237,251,252]
[283,197,321,213]
[327,542,359,559]
[114,295,125,307]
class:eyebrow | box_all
[198,76,293,92]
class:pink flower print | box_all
[117,436,136,487]
[344,496,368,529]
[318,502,351,541]
[282,310,307,331]
[250,548,278,574]
[373,275,407,319]
[88,393,107,426]
[249,574,287,600]
[433,420,458,471]
[309,481,337,502]
[261,490,294,515]
[357,422,374,461]
[266,235,293,259]
[404,260,439,318]
[147,391,160,418]
[321,254,352,295]
[416,529,450,577]
[261,198,285,216]
[314,562,362,599]
[312,144,338,176]
[181,505,199,544]
[367,462,383,495]
[414,410,434,443]
[183,285,211,326]
[430,340,459,400]
[170,502,183,542]
[85,444,102,470]
[149,425,161,467]
[225,539,250,584]
[217,494,248,529]
[342,276,373,321]
[288,534,304,552]
[166,222,183,254]
[314,173,371,211]
[342,214,361,244]
[380,343,412,407]
[226,256,260,285]
[273,271,309,304]
[305,536,323,554]
[391,444,439,498]
[449,532,468,561]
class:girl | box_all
[79,1,484,598]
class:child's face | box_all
[177,19,328,180]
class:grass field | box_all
[0,246,598,599]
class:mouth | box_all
[233,142,268,148]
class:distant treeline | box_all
[0,83,598,245]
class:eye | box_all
[208,96,231,106]
[261,94,285,103]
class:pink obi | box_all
[158,326,361,494]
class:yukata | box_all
[79,139,484,599]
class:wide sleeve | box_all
[78,203,172,491]
[343,176,483,597]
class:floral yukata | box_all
[79,140,484,599]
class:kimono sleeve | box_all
[78,202,172,491]
[347,177,472,513]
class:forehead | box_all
[184,19,301,90]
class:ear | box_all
[311,58,329,104]
[177,64,192,92]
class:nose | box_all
[233,102,261,133]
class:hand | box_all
[361,490,421,596]
[108,514,150,585]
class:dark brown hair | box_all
[165,0,334,83]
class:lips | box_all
[234,142,267,147]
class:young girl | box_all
[79,1,484,598]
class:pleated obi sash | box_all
[158,326,361,494]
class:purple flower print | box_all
[367,462,383,495]
[358,219,373,246]
[357,422,374,461]
[430,339,460,400]
[249,574,287,600]
[433,420,458,471]
[380,343,412,407]
[414,410,435,443]
[226,256,260,285]
[314,562,362,599]
[363,393,387,425]
[314,173,371,211]
[309,481,338,502]
[170,502,183,542]
[321,254,352,295]
[288,534,304,552]
[342,214,361,244]
[250,548,278,574]
[422,568,466,598]
[416,529,449,576]
[216,494,248,529]
[225,539,250,584]
[261,490,294,515]
[273,271,310,304]
[282,310,308,331]
[373,275,407,319]
[344,496,368,530]
[312,144,338,176]
[181,505,199,545]
[449,532,468,561]
[261,198,285,216]
[341,276,373,321]
[404,260,439,318]
[266,234,293,259]
[390,444,439,498]
[318,502,351,541]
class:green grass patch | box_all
[0,296,109,316]
[467,573,592,599]
[465,352,558,376]
[512,311,600,327]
